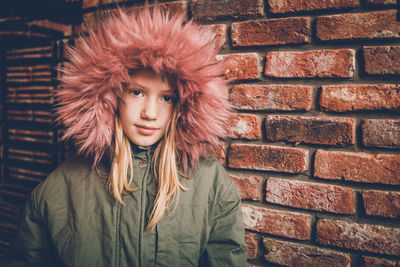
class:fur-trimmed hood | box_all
[56,6,231,170]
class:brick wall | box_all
[1,0,398,265]
[83,0,399,266]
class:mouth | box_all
[135,124,158,135]
[136,124,158,130]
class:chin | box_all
[130,137,161,147]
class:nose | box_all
[141,97,158,120]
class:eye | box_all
[130,89,143,96]
[161,95,175,103]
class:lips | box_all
[136,124,157,130]
[135,124,158,136]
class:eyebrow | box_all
[128,82,174,93]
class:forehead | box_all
[127,69,172,92]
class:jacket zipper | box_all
[138,148,151,267]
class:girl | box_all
[3,5,248,267]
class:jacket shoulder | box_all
[197,156,232,185]
[182,156,238,205]
[31,156,93,206]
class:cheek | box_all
[120,103,138,123]
[158,106,173,128]
[163,105,174,121]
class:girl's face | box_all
[119,69,176,147]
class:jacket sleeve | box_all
[1,187,59,267]
[201,174,248,267]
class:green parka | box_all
[3,145,248,266]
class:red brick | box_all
[82,0,98,9]
[362,119,400,148]
[367,0,396,4]
[265,115,355,146]
[190,0,264,21]
[218,53,261,80]
[314,150,400,185]
[364,46,400,75]
[230,174,263,201]
[268,0,359,13]
[317,219,400,256]
[210,141,227,166]
[320,84,400,112]
[317,10,400,41]
[263,238,351,267]
[266,178,355,214]
[362,190,400,218]
[361,256,397,267]
[265,49,355,78]
[242,204,312,240]
[228,113,262,140]
[245,233,259,259]
[102,0,187,15]
[231,17,311,47]
[204,24,227,49]
[229,144,309,173]
[126,1,187,16]
[230,84,312,111]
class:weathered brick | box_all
[230,84,312,111]
[210,141,227,166]
[204,24,227,48]
[264,238,351,267]
[361,256,397,267]
[362,190,400,218]
[364,46,400,75]
[317,10,400,41]
[126,1,187,16]
[245,233,259,260]
[218,53,261,80]
[191,0,264,21]
[82,0,98,9]
[317,219,400,256]
[242,204,312,240]
[314,150,400,185]
[101,0,116,4]
[265,115,355,146]
[320,84,400,112]
[265,49,355,78]
[268,0,359,13]
[229,144,309,173]
[367,0,396,4]
[266,178,355,214]
[228,114,262,140]
[230,174,263,201]
[231,17,311,47]
[362,119,400,148]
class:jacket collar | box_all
[131,141,158,161]
[96,141,159,173]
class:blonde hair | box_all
[107,110,186,230]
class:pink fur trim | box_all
[56,6,231,170]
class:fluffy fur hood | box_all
[56,6,231,170]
